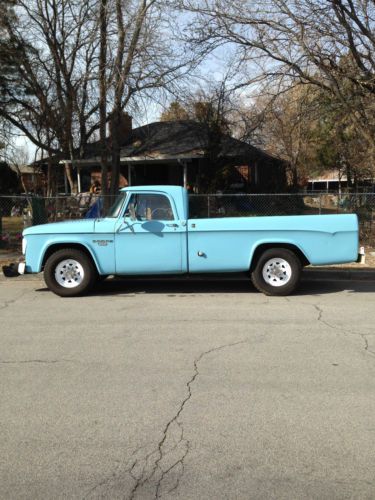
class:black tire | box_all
[44,248,97,297]
[251,248,302,296]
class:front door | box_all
[115,192,185,274]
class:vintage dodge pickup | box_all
[19,185,360,297]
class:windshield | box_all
[104,193,126,218]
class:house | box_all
[37,118,288,194]
[9,164,45,193]
[306,170,375,193]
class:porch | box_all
[62,157,192,194]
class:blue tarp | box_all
[84,197,103,218]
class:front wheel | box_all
[44,248,97,297]
[251,248,302,296]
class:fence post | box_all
[207,195,210,218]
[31,196,48,225]
[319,194,322,215]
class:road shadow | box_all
[33,276,375,296]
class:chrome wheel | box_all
[55,259,84,288]
[262,258,292,287]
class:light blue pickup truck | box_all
[19,185,360,297]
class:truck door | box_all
[114,192,185,274]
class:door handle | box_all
[166,223,179,228]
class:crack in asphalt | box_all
[81,445,151,500]
[82,463,123,500]
[283,297,375,360]
[360,334,375,357]
[127,340,247,500]
[0,289,28,311]
[312,304,375,358]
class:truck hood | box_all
[23,219,96,236]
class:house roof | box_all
[308,170,348,183]
[80,120,284,164]
[9,164,43,175]
[32,120,284,166]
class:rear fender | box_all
[249,241,310,271]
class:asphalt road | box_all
[1,277,375,500]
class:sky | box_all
[13,44,236,163]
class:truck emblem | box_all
[93,239,113,247]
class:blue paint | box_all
[22,186,359,275]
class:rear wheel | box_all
[44,248,96,297]
[251,248,302,296]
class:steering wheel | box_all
[151,208,173,220]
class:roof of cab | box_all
[120,185,183,193]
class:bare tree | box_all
[250,86,321,188]
[1,0,197,195]
[184,0,375,176]
[106,0,194,195]
[99,0,109,198]
[7,145,30,193]
[159,80,255,191]
[1,0,101,193]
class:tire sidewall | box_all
[44,248,96,297]
[251,248,301,296]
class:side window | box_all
[125,194,175,221]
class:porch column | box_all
[77,166,82,193]
[64,168,68,194]
[183,162,187,188]
[254,162,259,186]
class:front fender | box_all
[25,234,115,275]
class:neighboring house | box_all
[34,119,288,194]
[9,164,44,193]
[306,170,375,192]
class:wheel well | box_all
[250,243,310,271]
[41,243,97,271]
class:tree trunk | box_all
[47,156,53,197]
[64,163,75,193]
[99,0,109,207]
[110,111,121,197]
[109,0,125,199]
[346,164,353,192]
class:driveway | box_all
[1,277,375,499]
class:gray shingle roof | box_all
[84,120,281,163]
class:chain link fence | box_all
[189,193,375,245]
[0,193,101,251]
[0,192,374,251]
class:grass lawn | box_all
[1,217,24,235]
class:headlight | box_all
[22,238,27,255]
